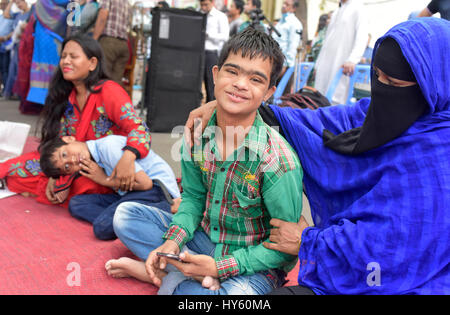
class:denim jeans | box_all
[113,201,286,295]
[69,186,171,240]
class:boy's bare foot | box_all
[105,257,167,285]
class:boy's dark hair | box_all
[39,138,68,179]
[234,0,245,13]
[218,27,285,87]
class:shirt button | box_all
[215,200,220,204]
[220,167,226,172]
[213,227,218,231]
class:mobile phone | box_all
[156,252,182,261]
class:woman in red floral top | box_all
[0,34,151,207]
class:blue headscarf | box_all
[271,18,450,294]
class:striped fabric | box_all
[271,18,450,294]
[99,0,130,40]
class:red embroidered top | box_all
[63,80,151,159]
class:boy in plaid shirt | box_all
[106,28,303,295]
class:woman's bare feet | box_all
[105,257,167,285]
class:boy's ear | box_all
[61,136,76,143]
[212,65,219,85]
[263,85,277,102]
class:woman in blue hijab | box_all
[185,17,450,294]
[266,17,450,294]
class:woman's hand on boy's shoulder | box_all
[184,101,217,148]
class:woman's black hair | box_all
[218,27,285,87]
[38,34,110,149]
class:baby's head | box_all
[39,136,90,178]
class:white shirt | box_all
[314,0,368,104]
[203,6,229,52]
[273,12,303,68]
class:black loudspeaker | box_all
[146,8,206,132]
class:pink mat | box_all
[0,137,298,294]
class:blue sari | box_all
[27,0,69,105]
[271,18,450,294]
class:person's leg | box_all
[204,50,218,102]
[157,230,218,295]
[69,193,120,224]
[106,201,175,284]
[111,202,218,291]
[172,270,284,295]
[92,189,170,240]
[113,201,174,260]
[99,37,116,80]
[111,38,130,85]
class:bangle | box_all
[122,146,140,159]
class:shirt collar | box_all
[201,110,268,159]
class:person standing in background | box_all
[272,0,302,76]
[228,0,244,37]
[199,0,229,103]
[313,0,368,105]
[418,0,449,20]
[238,0,265,33]
[93,0,130,85]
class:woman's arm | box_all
[100,82,152,191]
[184,101,283,147]
[133,171,153,191]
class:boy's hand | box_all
[45,177,62,204]
[79,158,108,187]
[167,251,219,280]
[145,240,180,287]
[184,101,217,148]
[342,61,356,76]
[108,150,136,192]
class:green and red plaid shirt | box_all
[163,111,303,280]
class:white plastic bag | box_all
[0,121,31,163]
[0,121,31,199]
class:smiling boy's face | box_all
[212,51,276,118]
[51,136,90,175]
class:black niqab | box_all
[322,37,429,155]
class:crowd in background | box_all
[1,0,447,115]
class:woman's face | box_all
[373,66,416,87]
[60,41,98,84]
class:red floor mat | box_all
[0,137,157,294]
[0,194,158,295]
[0,137,298,294]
